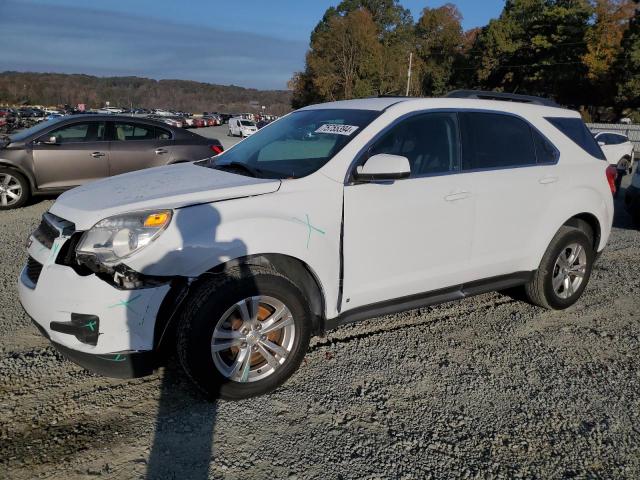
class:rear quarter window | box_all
[546,117,606,160]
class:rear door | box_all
[459,111,559,278]
[31,121,108,189]
[108,121,173,176]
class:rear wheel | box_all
[176,265,311,400]
[0,169,29,209]
[524,226,594,309]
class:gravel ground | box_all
[1,166,639,479]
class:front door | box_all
[32,121,108,189]
[342,112,475,311]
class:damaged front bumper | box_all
[18,215,172,378]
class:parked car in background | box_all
[17,92,613,399]
[228,117,257,137]
[625,168,640,226]
[148,115,186,129]
[595,131,635,173]
[0,114,223,209]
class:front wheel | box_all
[0,169,29,209]
[524,226,594,310]
[176,265,311,400]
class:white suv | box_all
[18,92,614,400]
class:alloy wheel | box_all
[211,295,296,383]
[552,243,587,299]
[0,173,23,207]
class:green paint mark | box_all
[107,294,142,313]
[84,320,97,332]
[48,242,61,262]
[293,214,325,249]
[99,354,127,362]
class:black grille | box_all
[33,217,60,249]
[25,256,43,285]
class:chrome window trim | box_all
[345,108,560,185]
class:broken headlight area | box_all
[76,210,172,266]
[73,253,171,289]
[55,233,170,290]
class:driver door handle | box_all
[444,191,471,202]
[90,151,105,158]
[155,148,168,155]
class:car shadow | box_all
[135,203,250,479]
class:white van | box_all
[229,118,258,137]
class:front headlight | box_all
[76,210,172,266]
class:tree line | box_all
[289,0,640,121]
[0,72,293,115]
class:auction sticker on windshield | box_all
[315,124,359,136]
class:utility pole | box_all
[405,52,413,96]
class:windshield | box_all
[209,109,379,179]
[240,120,255,127]
[8,117,66,142]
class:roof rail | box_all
[446,90,559,108]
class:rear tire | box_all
[0,169,29,210]
[176,265,311,400]
[524,226,594,310]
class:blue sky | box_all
[0,0,505,90]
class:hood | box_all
[50,162,281,230]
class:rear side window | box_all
[460,112,536,170]
[546,117,606,160]
[155,127,172,140]
[532,129,559,164]
[114,122,155,141]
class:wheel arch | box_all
[564,213,601,251]
[154,253,327,353]
[0,161,35,191]
[204,253,326,335]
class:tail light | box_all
[210,144,224,155]
[606,165,617,194]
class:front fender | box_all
[124,179,344,317]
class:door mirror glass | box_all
[41,135,59,145]
[354,154,411,181]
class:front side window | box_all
[50,122,106,143]
[460,112,536,170]
[114,122,155,141]
[546,117,606,160]
[369,112,460,176]
[208,109,379,179]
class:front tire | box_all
[524,226,594,309]
[176,265,311,400]
[0,169,29,209]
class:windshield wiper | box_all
[213,161,262,178]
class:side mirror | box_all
[354,154,411,181]
[40,135,59,145]
[598,141,605,147]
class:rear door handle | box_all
[90,152,105,158]
[539,176,558,185]
[155,148,168,155]
[444,191,471,202]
